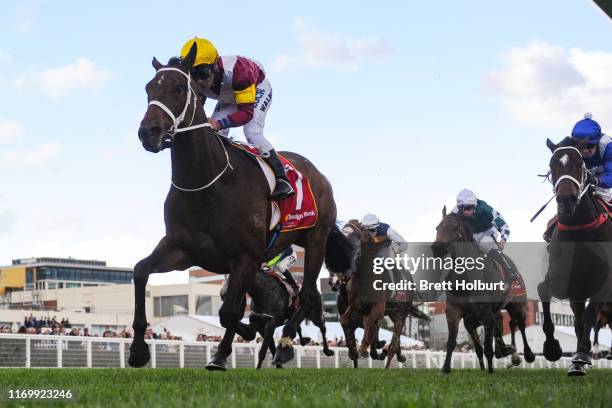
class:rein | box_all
[148,67,233,192]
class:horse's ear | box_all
[546,138,557,153]
[152,57,163,71]
[442,206,447,217]
[182,42,197,71]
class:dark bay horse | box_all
[539,137,612,376]
[217,271,335,370]
[432,210,529,373]
[129,44,353,368]
[340,220,429,369]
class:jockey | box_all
[180,37,294,200]
[543,113,612,242]
[262,247,300,293]
[360,214,408,252]
[571,113,612,201]
[451,189,521,284]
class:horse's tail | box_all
[324,225,355,274]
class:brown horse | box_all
[432,209,525,373]
[593,303,612,360]
[339,220,429,369]
[538,137,612,376]
[129,44,354,368]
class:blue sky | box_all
[1,1,611,283]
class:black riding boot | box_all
[487,249,522,289]
[264,150,294,200]
[283,271,300,294]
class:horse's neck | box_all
[170,126,229,191]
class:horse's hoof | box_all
[349,349,359,362]
[606,354,612,360]
[205,354,228,371]
[128,342,150,368]
[567,362,587,376]
[441,366,451,374]
[323,348,335,357]
[543,339,563,361]
[511,353,522,366]
[397,354,406,363]
[376,340,387,349]
[272,342,294,365]
[572,352,592,366]
[524,350,535,363]
[359,350,369,359]
[300,337,312,346]
[275,364,283,369]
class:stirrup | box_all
[271,179,294,200]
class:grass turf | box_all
[0,368,610,407]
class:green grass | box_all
[0,368,610,407]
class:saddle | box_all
[229,139,318,233]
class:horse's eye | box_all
[176,85,184,93]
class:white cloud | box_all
[486,40,612,128]
[0,142,62,169]
[0,119,25,144]
[40,58,113,99]
[272,17,392,71]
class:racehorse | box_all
[217,271,335,370]
[538,137,612,376]
[432,210,528,373]
[340,220,429,369]
[593,303,612,360]
[129,44,354,368]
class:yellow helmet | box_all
[180,37,219,67]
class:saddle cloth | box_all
[231,140,318,232]
[492,259,526,299]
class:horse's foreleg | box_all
[275,239,327,364]
[340,307,359,367]
[206,329,235,371]
[483,317,495,374]
[575,301,604,366]
[464,316,485,370]
[593,323,601,360]
[515,307,535,363]
[538,281,562,361]
[257,317,282,369]
[360,303,385,358]
[128,236,192,368]
[442,303,461,374]
[219,254,258,341]
[385,312,406,369]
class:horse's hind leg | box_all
[442,303,461,374]
[360,303,385,358]
[483,317,495,374]
[206,329,235,371]
[257,317,282,369]
[129,236,193,368]
[464,316,485,370]
[538,281,562,361]
[310,307,334,357]
[575,301,604,366]
[297,326,311,346]
[593,323,601,359]
[275,235,328,365]
[514,305,535,363]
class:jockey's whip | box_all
[530,194,556,223]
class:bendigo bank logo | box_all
[285,210,316,222]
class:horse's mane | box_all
[555,136,591,151]
[442,212,474,242]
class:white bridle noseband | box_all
[552,146,591,201]
[147,67,233,192]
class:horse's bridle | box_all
[148,67,233,192]
[551,146,591,202]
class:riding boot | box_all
[263,150,294,200]
[282,271,300,295]
[487,249,523,289]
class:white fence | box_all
[0,334,611,369]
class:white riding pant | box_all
[211,78,274,152]
[472,227,499,253]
